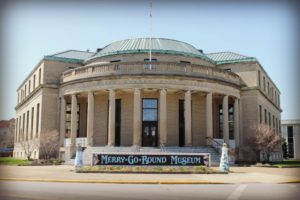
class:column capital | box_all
[206,92,213,96]
[88,91,94,96]
[160,88,167,93]
[134,88,141,93]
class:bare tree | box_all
[246,123,283,162]
[20,139,39,160]
[39,130,60,162]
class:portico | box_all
[60,86,240,159]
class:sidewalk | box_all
[0,165,299,184]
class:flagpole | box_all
[149,2,152,70]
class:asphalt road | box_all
[0,181,299,200]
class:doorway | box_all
[142,99,158,147]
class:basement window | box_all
[224,68,231,72]
[110,60,121,63]
[180,61,191,64]
[144,58,157,62]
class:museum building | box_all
[13,38,282,163]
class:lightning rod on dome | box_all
[149,1,152,70]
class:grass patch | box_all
[272,164,300,168]
[0,157,31,166]
[263,160,300,168]
[76,165,224,174]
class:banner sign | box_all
[93,153,210,166]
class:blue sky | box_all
[0,0,299,120]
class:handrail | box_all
[160,143,166,152]
[133,145,140,153]
[206,137,223,154]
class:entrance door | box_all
[142,99,158,147]
[179,99,185,147]
[142,122,158,147]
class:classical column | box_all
[107,89,116,146]
[223,95,229,146]
[206,92,213,143]
[70,94,78,157]
[159,89,167,145]
[184,90,192,146]
[234,98,240,148]
[133,88,141,146]
[87,91,94,146]
[59,96,66,147]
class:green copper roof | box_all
[206,51,257,64]
[86,38,213,62]
[45,50,94,63]
[43,42,258,65]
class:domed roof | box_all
[86,38,212,62]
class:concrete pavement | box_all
[1,181,300,200]
[0,165,299,184]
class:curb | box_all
[0,178,229,184]
[279,180,300,184]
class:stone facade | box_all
[13,38,282,162]
[281,120,300,159]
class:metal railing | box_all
[206,137,223,154]
[160,143,166,152]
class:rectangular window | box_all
[33,75,36,89]
[219,105,223,139]
[268,112,271,126]
[26,110,29,140]
[259,105,262,123]
[144,58,157,62]
[218,104,234,139]
[229,104,234,139]
[38,68,41,84]
[272,115,275,129]
[31,107,34,139]
[179,100,185,147]
[15,118,18,143]
[29,80,31,93]
[180,61,191,64]
[267,82,270,96]
[142,99,158,121]
[115,99,121,146]
[263,77,266,91]
[19,116,21,142]
[275,91,277,105]
[25,85,27,97]
[264,109,267,124]
[279,120,281,133]
[258,70,261,87]
[110,60,121,63]
[22,113,25,141]
[36,104,40,137]
[276,118,278,134]
[287,126,294,158]
[65,103,80,138]
[224,68,231,72]
[271,87,273,100]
